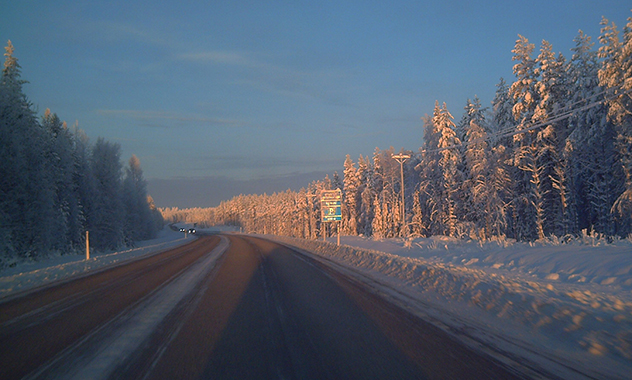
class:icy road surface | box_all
[270,234,632,380]
[0,234,522,379]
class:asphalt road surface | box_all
[0,234,526,379]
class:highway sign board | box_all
[321,189,342,222]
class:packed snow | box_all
[0,226,192,298]
[53,237,229,380]
[271,233,632,380]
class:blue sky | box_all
[1,1,630,208]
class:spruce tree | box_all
[599,15,632,235]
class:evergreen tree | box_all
[371,193,385,239]
[417,112,441,235]
[510,35,539,136]
[491,78,514,142]
[599,15,632,235]
[410,188,424,237]
[123,155,156,243]
[42,109,79,251]
[332,171,342,190]
[463,120,490,236]
[357,155,374,236]
[508,35,540,240]
[434,102,462,236]
[458,96,488,141]
[0,42,165,264]
[1,41,52,260]
[567,30,610,234]
[91,138,125,250]
[343,155,359,235]
[72,126,97,245]
[532,41,570,236]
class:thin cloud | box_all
[96,109,242,127]
[189,154,340,172]
[100,22,163,45]
[178,49,356,107]
[177,51,256,66]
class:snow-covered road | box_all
[1,233,524,379]
[2,227,630,379]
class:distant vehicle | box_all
[188,228,196,234]
[179,228,185,232]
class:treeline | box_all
[0,41,163,267]
[163,14,632,242]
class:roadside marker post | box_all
[86,231,90,261]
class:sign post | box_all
[321,189,342,245]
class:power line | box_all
[420,86,631,155]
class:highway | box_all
[0,234,525,379]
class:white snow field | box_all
[0,226,192,297]
[271,234,632,380]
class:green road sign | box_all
[321,189,342,222]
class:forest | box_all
[162,15,632,242]
[0,41,163,268]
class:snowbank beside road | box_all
[273,234,632,380]
[0,227,191,298]
[337,235,632,288]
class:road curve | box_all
[1,234,526,379]
[136,235,525,380]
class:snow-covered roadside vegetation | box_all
[158,18,632,377]
[271,234,632,379]
[1,42,163,269]
[0,227,189,298]
[162,13,632,248]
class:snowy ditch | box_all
[0,227,193,298]
[271,235,632,380]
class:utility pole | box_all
[392,153,410,235]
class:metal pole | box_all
[392,153,410,235]
[86,231,90,260]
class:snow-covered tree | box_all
[599,15,632,235]
[0,42,166,265]
[458,96,488,142]
[356,155,374,236]
[152,11,632,243]
[491,78,514,142]
[90,138,125,250]
[532,41,571,237]
[509,35,539,138]
[508,36,543,240]
[0,40,52,260]
[566,30,609,234]
[42,109,81,251]
[417,113,441,235]
[343,155,360,235]
[428,102,462,236]
[123,155,157,243]
[71,126,97,244]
